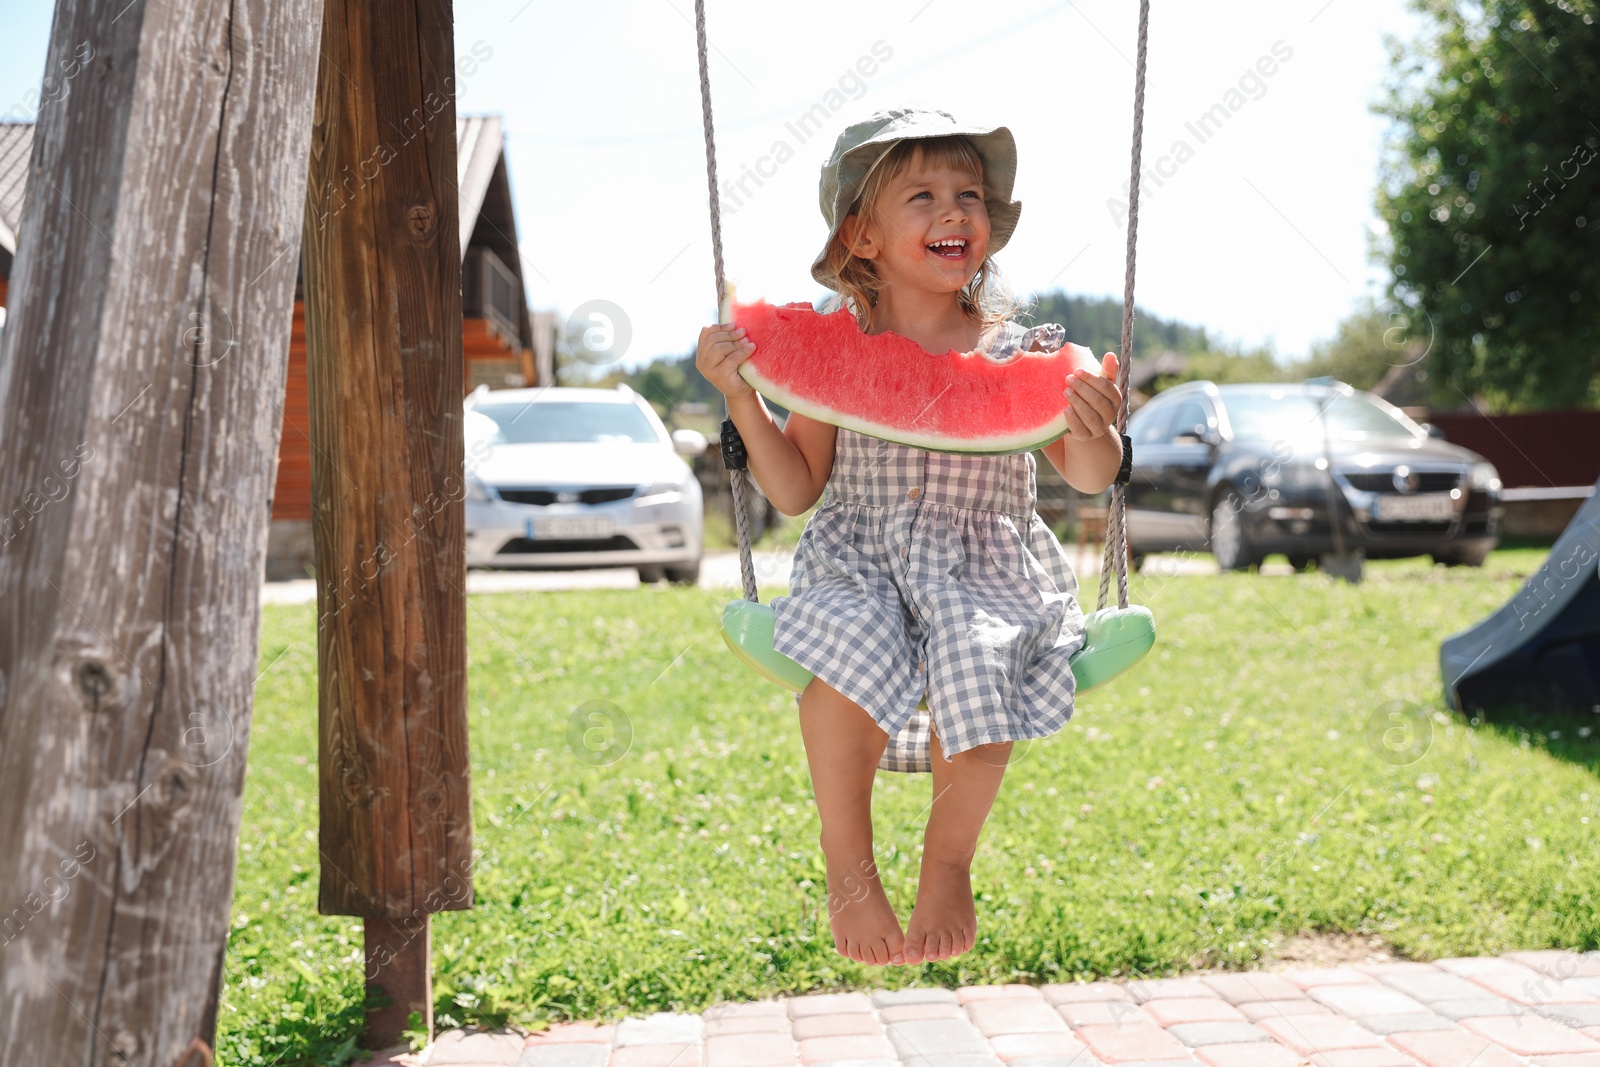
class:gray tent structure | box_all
[1442,479,1600,714]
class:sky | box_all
[0,0,1432,371]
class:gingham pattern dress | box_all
[772,319,1088,775]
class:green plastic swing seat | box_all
[719,599,1155,705]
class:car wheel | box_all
[1432,543,1490,567]
[1130,550,1147,573]
[1209,488,1260,572]
[1287,554,1314,573]
[637,565,665,584]
[664,561,701,586]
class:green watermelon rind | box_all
[739,362,1071,456]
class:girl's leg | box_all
[903,726,1012,964]
[797,676,906,966]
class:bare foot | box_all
[902,857,976,964]
[822,849,906,966]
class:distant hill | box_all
[1016,290,1219,358]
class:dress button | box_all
[907,487,922,500]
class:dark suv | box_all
[1124,380,1503,570]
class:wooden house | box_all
[0,115,554,578]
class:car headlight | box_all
[636,480,686,504]
[1469,462,1501,492]
[464,472,496,502]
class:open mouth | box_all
[926,237,969,259]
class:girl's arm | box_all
[696,321,836,516]
[1042,353,1125,494]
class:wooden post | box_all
[302,0,472,1048]
[0,0,321,1062]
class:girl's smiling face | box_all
[839,146,991,297]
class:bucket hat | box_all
[811,106,1022,294]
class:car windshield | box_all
[1222,390,1418,442]
[471,401,662,445]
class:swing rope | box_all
[692,0,759,604]
[1098,0,1151,615]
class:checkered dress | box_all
[771,320,1087,774]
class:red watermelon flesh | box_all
[731,299,1101,455]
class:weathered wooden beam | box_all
[364,916,433,1044]
[0,0,322,1062]
[302,0,472,1047]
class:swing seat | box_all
[719,598,1155,704]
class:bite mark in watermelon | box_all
[731,299,1102,455]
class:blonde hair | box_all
[818,135,1030,334]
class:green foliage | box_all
[1148,351,1297,392]
[1298,294,1424,394]
[225,551,1600,1064]
[1373,0,1600,410]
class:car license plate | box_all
[1374,494,1455,521]
[527,516,613,539]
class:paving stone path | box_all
[369,949,1600,1067]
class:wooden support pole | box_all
[364,917,433,1042]
[0,0,322,1062]
[303,0,472,1050]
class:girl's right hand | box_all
[696,323,757,402]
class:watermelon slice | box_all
[731,299,1102,455]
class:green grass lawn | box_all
[222,548,1600,1066]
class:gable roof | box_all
[0,115,511,263]
[455,114,503,261]
[0,123,30,256]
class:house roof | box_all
[0,123,31,256]
[455,114,503,260]
[0,115,510,263]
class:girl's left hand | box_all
[1063,353,1123,439]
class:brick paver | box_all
[1201,973,1305,1005]
[396,951,1600,1067]
[796,1032,897,1063]
[1307,1048,1422,1066]
[1076,1019,1193,1062]
[1196,1043,1305,1067]
[1239,999,1335,1022]
[1471,970,1600,1006]
[518,1046,609,1067]
[1461,1015,1600,1057]
[1389,1028,1524,1067]
[1307,985,1429,1017]
[986,1030,1091,1060]
[1141,998,1245,1026]
[1256,1014,1388,1055]
[1285,968,1384,990]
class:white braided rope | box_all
[693,0,759,604]
[1098,0,1151,614]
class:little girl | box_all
[696,107,1125,968]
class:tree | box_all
[1299,294,1427,392]
[1373,0,1600,410]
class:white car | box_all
[463,384,706,584]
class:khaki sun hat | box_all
[811,106,1022,294]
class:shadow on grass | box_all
[1470,701,1600,778]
